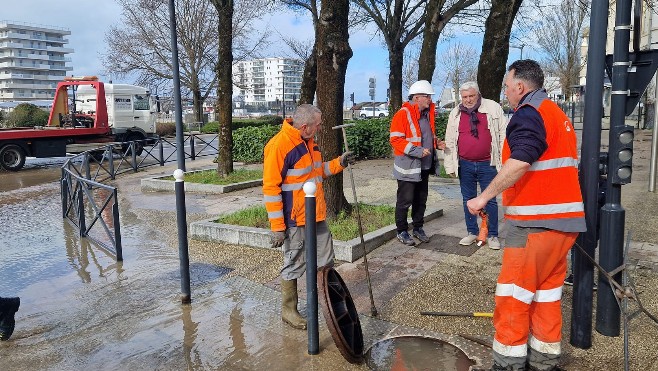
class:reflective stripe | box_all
[394,163,421,175]
[403,142,414,155]
[268,210,284,219]
[406,136,421,142]
[281,182,305,191]
[506,202,584,216]
[263,195,282,203]
[324,162,332,176]
[496,283,534,305]
[493,338,527,358]
[390,131,405,137]
[528,335,561,355]
[534,286,562,303]
[286,165,313,176]
[314,161,322,168]
[529,157,579,171]
[401,107,419,138]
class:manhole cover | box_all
[168,262,233,284]
[318,266,364,364]
[417,235,481,256]
[365,335,475,371]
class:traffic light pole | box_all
[570,0,608,349]
[597,0,632,337]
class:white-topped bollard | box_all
[173,169,185,182]
[304,181,319,355]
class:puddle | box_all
[365,336,475,371]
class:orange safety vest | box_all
[502,91,586,232]
[263,119,344,232]
[389,101,436,181]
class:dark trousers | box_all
[395,169,430,232]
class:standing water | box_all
[365,336,475,371]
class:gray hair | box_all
[291,104,321,128]
[459,81,480,94]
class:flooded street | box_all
[0,167,362,370]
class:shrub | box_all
[6,103,49,128]
[232,125,280,163]
[344,118,391,159]
[202,116,283,134]
[156,122,176,137]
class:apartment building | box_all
[0,20,73,102]
[233,57,304,113]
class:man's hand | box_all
[436,138,446,150]
[271,231,286,248]
[340,151,356,167]
[421,148,431,157]
[466,197,487,216]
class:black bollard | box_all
[304,181,319,355]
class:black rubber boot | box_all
[0,297,20,341]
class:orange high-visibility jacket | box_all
[263,119,344,232]
[502,90,586,232]
[389,101,436,181]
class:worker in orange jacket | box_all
[390,80,445,246]
[263,104,354,330]
[467,60,585,371]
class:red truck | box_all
[0,76,157,171]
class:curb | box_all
[140,169,262,194]
[189,207,443,262]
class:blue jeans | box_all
[458,158,498,237]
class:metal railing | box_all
[60,133,220,259]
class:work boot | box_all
[0,297,20,341]
[412,228,430,243]
[281,279,306,330]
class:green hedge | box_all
[201,115,283,134]
[227,112,449,164]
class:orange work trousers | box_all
[492,226,576,368]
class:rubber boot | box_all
[0,297,20,341]
[281,279,306,330]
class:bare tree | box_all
[315,0,353,216]
[437,42,479,103]
[104,0,267,122]
[476,0,524,100]
[417,0,481,82]
[534,0,589,99]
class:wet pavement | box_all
[1,128,658,370]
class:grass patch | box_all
[164,168,263,185]
[215,203,396,241]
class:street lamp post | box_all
[510,43,526,59]
[281,69,286,117]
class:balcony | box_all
[46,46,74,53]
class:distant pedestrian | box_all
[390,80,445,246]
[263,104,354,330]
[466,60,585,371]
[444,81,507,250]
[0,296,20,341]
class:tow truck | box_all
[0,76,158,171]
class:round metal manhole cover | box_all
[318,266,364,364]
[365,335,475,371]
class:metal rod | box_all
[333,123,378,316]
[421,311,493,318]
[650,73,658,192]
[304,183,319,355]
[113,189,123,261]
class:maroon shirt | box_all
[457,111,492,162]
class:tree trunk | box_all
[388,45,405,112]
[211,0,234,176]
[476,0,523,101]
[299,42,317,105]
[192,88,203,123]
[315,0,352,218]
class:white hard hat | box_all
[408,80,435,96]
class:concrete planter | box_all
[141,169,262,194]
[189,207,443,262]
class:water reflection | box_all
[63,222,124,284]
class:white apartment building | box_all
[0,20,73,102]
[233,57,303,113]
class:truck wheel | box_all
[123,133,144,156]
[0,144,26,171]
[360,114,367,118]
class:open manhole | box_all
[365,335,475,370]
[318,267,476,369]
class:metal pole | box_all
[597,0,632,337]
[570,0,609,349]
[168,0,191,304]
[650,74,658,191]
[113,189,123,261]
[282,71,286,117]
[304,182,319,355]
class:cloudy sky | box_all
[7,0,520,104]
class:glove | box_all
[340,151,356,167]
[271,231,286,248]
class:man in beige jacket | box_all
[444,81,507,249]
